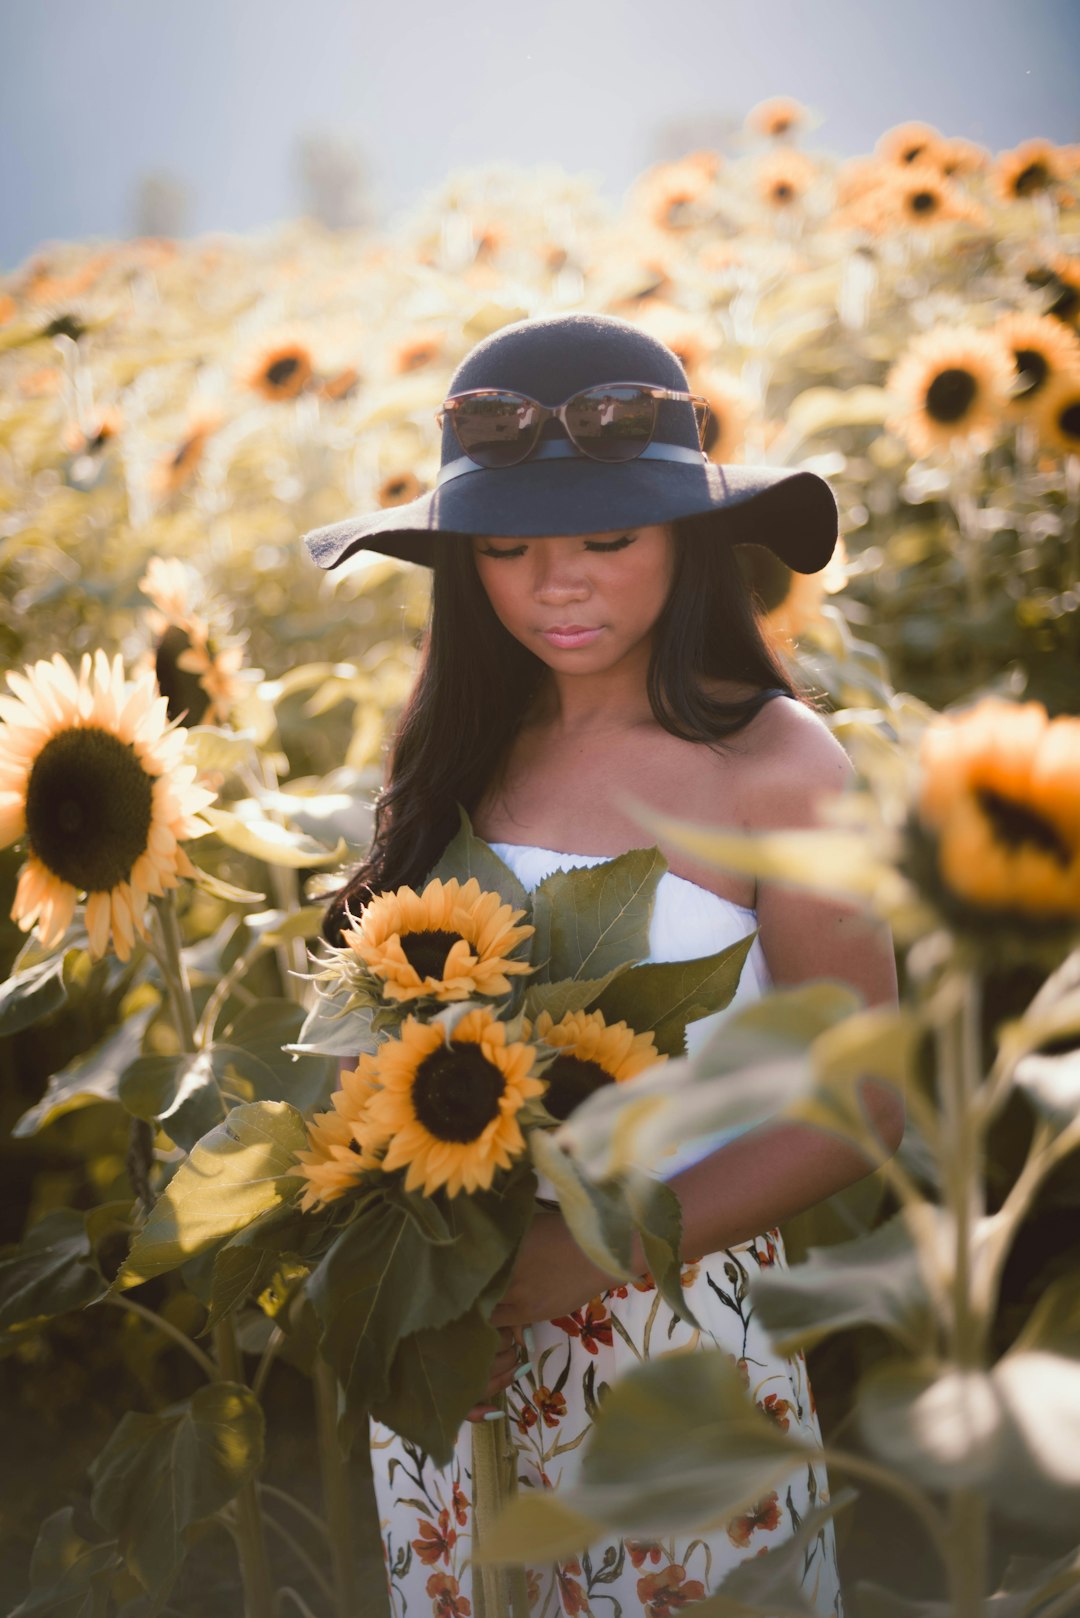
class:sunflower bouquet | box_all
[284,809,759,1466]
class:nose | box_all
[531,538,590,603]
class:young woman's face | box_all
[470,524,675,673]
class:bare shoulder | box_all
[737,696,853,829]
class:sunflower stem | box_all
[934,966,988,1618]
[214,1319,275,1618]
[470,1395,531,1618]
[153,890,199,1053]
[313,1356,361,1618]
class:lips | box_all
[539,624,604,649]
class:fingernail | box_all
[524,1325,536,1359]
[513,1361,533,1382]
[482,1409,504,1422]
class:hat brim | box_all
[303,457,838,575]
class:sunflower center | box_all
[400,928,470,981]
[266,356,300,388]
[910,190,938,214]
[155,624,210,725]
[925,368,978,424]
[1057,401,1080,442]
[25,725,155,893]
[1012,347,1050,398]
[542,1055,614,1122]
[773,183,793,202]
[411,1043,505,1142]
[976,787,1071,867]
[1014,162,1051,197]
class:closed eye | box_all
[477,543,527,559]
[585,535,635,552]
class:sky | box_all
[2,0,1078,272]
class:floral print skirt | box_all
[370,1225,844,1617]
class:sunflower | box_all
[61,406,123,456]
[148,409,223,499]
[358,1008,545,1197]
[876,121,948,171]
[748,536,849,650]
[341,876,535,1003]
[994,140,1065,203]
[850,168,987,235]
[0,651,214,960]
[745,96,807,140]
[697,371,749,464]
[939,137,990,180]
[392,332,444,374]
[632,159,716,232]
[294,1055,383,1212]
[994,312,1080,413]
[243,338,314,401]
[377,471,426,508]
[1033,372,1080,456]
[753,150,818,211]
[528,1008,665,1122]
[318,365,360,401]
[917,700,1080,920]
[886,326,1013,458]
[1036,253,1080,325]
[631,304,708,380]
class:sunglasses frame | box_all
[436,381,710,467]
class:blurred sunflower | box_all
[851,168,987,234]
[0,652,214,960]
[318,365,360,401]
[377,471,426,508]
[294,1055,383,1212]
[994,312,1080,414]
[745,96,807,139]
[886,326,1013,457]
[994,140,1065,203]
[359,1008,544,1197]
[753,150,818,211]
[1033,372,1080,456]
[876,121,948,170]
[392,332,444,374]
[697,371,750,463]
[139,559,251,726]
[341,876,535,1003]
[742,537,849,651]
[917,700,1080,920]
[61,406,123,456]
[243,337,314,402]
[631,304,709,379]
[1032,253,1080,326]
[528,1008,664,1121]
[938,136,990,180]
[632,158,716,232]
[148,408,224,499]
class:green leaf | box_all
[593,933,757,1056]
[480,1348,810,1562]
[181,725,257,774]
[0,948,74,1036]
[535,847,666,982]
[290,989,382,1059]
[218,998,337,1113]
[786,384,892,439]
[857,1350,1080,1533]
[117,1101,308,1287]
[89,1381,264,1592]
[370,1308,500,1467]
[309,1170,536,1415]
[14,1005,157,1137]
[689,1488,858,1616]
[206,1203,324,1331]
[1014,1047,1080,1122]
[751,1212,935,1356]
[187,864,266,904]
[530,1130,634,1280]
[522,966,630,1025]
[13,1507,121,1618]
[203,804,349,868]
[119,1053,229,1152]
[624,1174,700,1332]
[0,1209,107,1331]
[428,804,531,915]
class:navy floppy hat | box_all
[302,312,839,575]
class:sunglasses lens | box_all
[450,392,540,467]
[564,386,658,462]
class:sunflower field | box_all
[1,99,1080,1618]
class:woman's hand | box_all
[464,1325,529,1423]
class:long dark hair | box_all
[321,516,802,946]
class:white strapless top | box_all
[490,841,772,1177]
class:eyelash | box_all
[478,535,636,560]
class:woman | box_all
[304,312,902,1617]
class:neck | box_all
[531,640,656,735]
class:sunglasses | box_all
[436,382,710,469]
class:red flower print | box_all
[556,1558,590,1614]
[626,1539,663,1568]
[753,1230,780,1269]
[680,1262,700,1288]
[726,1490,782,1548]
[632,1271,657,1293]
[551,1297,613,1354]
[636,1563,707,1615]
[412,1508,456,1566]
[451,1481,469,1527]
[758,1393,792,1431]
[605,1282,629,1299]
[527,1568,542,1605]
[426,1570,471,1616]
[514,1397,539,1436]
[534,1384,568,1427]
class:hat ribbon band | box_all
[436,440,707,487]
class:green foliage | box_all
[0,1208,107,1331]
[592,931,757,1055]
[532,847,666,981]
[14,1004,158,1138]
